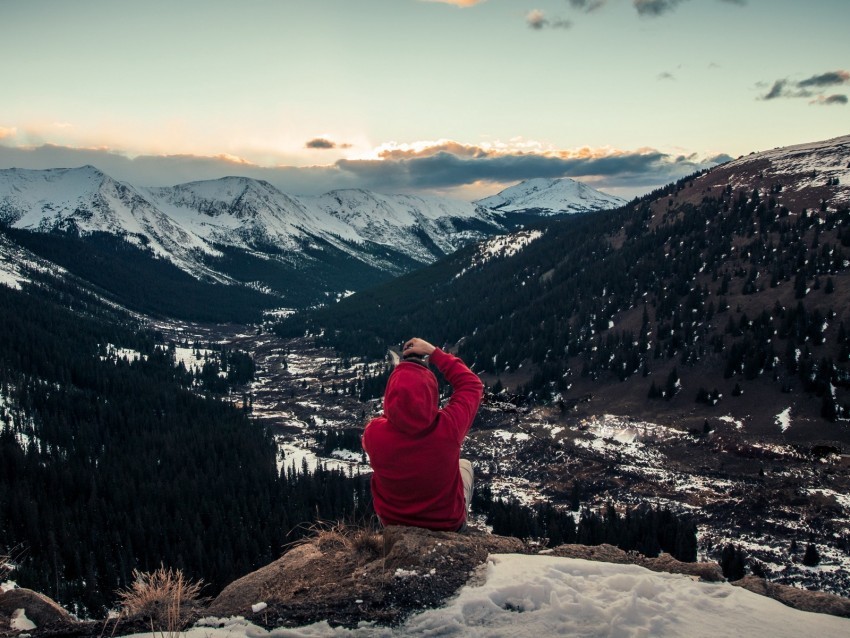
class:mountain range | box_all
[0,168,621,319]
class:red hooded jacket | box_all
[362,348,483,531]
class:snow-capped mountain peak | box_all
[476,177,626,215]
[303,189,503,261]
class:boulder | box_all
[732,575,850,617]
[0,588,74,630]
[207,525,524,628]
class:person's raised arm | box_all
[404,338,483,444]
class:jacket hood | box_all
[383,361,439,435]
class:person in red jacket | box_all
[362,337,483,531]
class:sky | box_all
[0,0,848,200]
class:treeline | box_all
[0,283,371,614]
[473,486,697,562]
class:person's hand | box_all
[403,338,436,358]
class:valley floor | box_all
[152,319,850,598]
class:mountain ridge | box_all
[0,167,624,318]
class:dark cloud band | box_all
[0,143,727,197]
[336,149,722,190]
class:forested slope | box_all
[278,138,850,432]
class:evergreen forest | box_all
[0,282,372,614]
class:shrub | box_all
[116,566,205,636]
[302,521,384,562]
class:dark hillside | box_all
[0,283,372,615]
[277,136,850,439]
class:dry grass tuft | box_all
[116,566,205,637]
[0,553,11,581]
[295,521,384,562]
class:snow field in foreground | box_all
[123,555,850,638]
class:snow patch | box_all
[133,555,850,638]
[718,415,744,430]
[775,408,792,433]
[456,230,543,278]
[11,609,36,631]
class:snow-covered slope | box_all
[119,555,850,638]
[476,177,626,215]
[146,177,361,253]
[305,189,502,262]
[0,233,53,291]
[0,166,227,280]
[718,134,850,205]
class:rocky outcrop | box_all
[207,525,524,628]
[0,588,75,632]
[5,530,850,636]
[546,543,725,582]
[732,575,850,617]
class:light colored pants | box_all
[459,459,474,515]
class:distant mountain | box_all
[0,167,502,275]
[280,134,850,436]
[147,179,502,268]
[0,168,510,319]
[0,166,223,280]
[305,189,501,263]
[475,177,627,215]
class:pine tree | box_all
[802,543,821,567]
[720,544,746,580]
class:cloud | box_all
[810,94,848,106]
[633,0,745,17]
[305,138,352,150]
[306,138,336,149]
[0,127,17,140]
[762,79,794,100]
[375,140,490,160]
[657,72,676,81]
[419,0,487,7]
[0,140,728,199]
[760,69,849,104]
[707,153,734,164]
[567,0,606,12]
[0,143,355,195]
[634,0,684,17]
[526,9,572,30]
[798,70,850,88]
[336,141,726,191]
[526,9,547,30]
